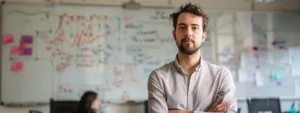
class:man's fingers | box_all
[211,99,223,108]
[209,100,222,112]
[208,99,231,112]
[211,103,225,111]
[215,106,226,112]
[211,103,230,112]
[168,110,175,113]
[168,110,192,113]
[215,99,223,104]
[217,103,230,108]
[216,103,231,112]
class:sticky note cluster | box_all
[10,35,34,56]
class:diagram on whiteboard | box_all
[2,5,182,101]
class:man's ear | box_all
[172,30,176,40]
[202,32,207,42]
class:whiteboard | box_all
[1,4,215,103]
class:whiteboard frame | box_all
[0,1,4,103]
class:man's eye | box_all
[193,27,199,30]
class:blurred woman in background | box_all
[75,91,101,113]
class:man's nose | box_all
[184,27,192,37]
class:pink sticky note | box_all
[272,41,276,46]
[20,47,32,56]
[3,34,14,44]
[11,61,23,72]
[252,46,258,51]
[21,35,33,45]
[11,46,20,56]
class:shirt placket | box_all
[187,72,196,111]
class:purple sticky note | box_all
[277,81,282,86]
[21,35,33,45]
[20,47,32,56]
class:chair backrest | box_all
[238,107,241,113]
[50,99,78,113]
[144,100,148,113]
[247,98,281,113]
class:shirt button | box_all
[189,93,192,96]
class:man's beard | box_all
[178,39,201,55]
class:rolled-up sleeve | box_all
[218,67,238,113]
[148,71,168,113]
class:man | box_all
[147,3,237,113]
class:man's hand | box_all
[207,99,231,112]
[168,110,192,113]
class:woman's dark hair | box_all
[170,3,209,32]
[75,91,98,113]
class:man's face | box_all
[173,12,206,55]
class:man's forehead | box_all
[177,12,203,24]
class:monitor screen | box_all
[247,98,281,113]
[50,100,78,113]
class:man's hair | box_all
[170,3,209,32]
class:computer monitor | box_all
[50,99,78,113]
[247,98,281,113]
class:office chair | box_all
[247,98,281,113]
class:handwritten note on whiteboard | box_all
[295,80,300,96]
[289,47,300,76]
[238,68,255,83]
[255,71,264,87]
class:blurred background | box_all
[0,0,300,113]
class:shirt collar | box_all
[174,54,204,72]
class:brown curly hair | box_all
[170,3,209,32]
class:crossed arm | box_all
[147,69,237,113]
